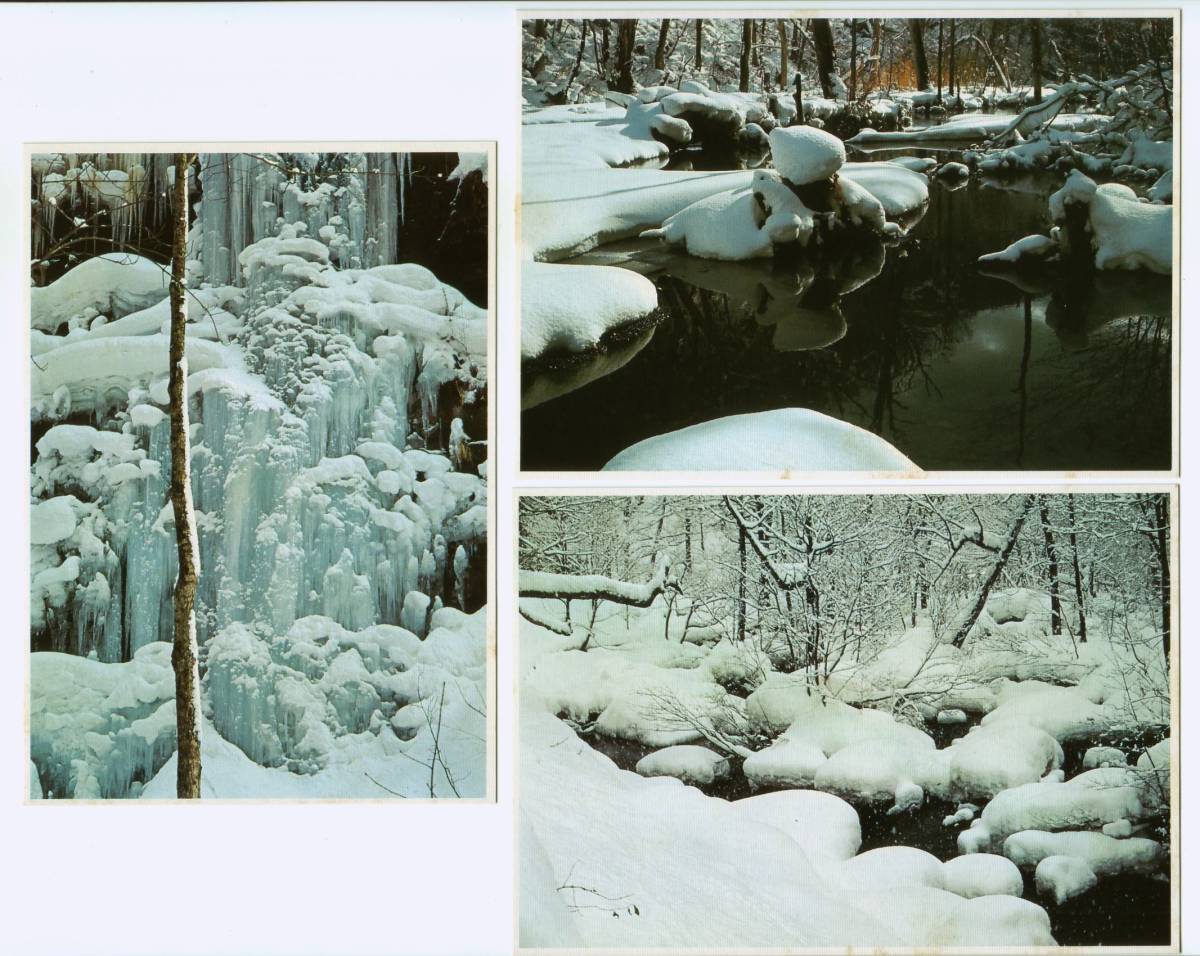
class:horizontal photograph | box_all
[518,492,1176,951]
[520,17,1175,473]
[30,147,492,799]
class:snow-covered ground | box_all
[30,152,490,799]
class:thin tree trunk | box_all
[909,19,930,90]
[1031,19,1044,104]
[812,18,835,98]
[169,153,202,799]
[1067,494,1087,643]
[778,20,789,89]
[849,19,858,100]
[654,18,671,71]
[736,524,747,641]
[739,18,752,92]
[695,18,703,69]
[936,18,944,102]
[948,19,957,100]
[1038,495,1062,636]
[951,497,1033,648]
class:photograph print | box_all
[520,16,1175,473]
[29,147,492,800]
[517,491,1176,951]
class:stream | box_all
[523,146,1171,472]
[580,716,1171,947]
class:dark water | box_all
[522,168,1172,472]
[579,723,1171,946]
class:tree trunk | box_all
[950,497,1033,648]
[812,18,835,98]
[1038,495,1062,636]
[909,19,930,90]
[948,19,957,100]
[936,18,944,102]
[1030,19,1044,104]
[778,20,790,89]
[739,18,752,92]
[169,154,202,799]
[736,523,747,641]
[849,19,858,100]
[869,19,882,91]
[695,18,703,69]
[1067,494,1087,643]
[616,19,638,93]
[533,19,547,39]
[654,18,670,71]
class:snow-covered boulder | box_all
[731,789,862,862]
[635,745,731,786]
[602,409,918,472]
[1035,855,1098,904]
[1082,745,1128,770]
[978,767,1145,845]
[1003,829,1165,878]
[942,853,1024,899]
[769,126,845,185]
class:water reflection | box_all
[522,169,1171,472]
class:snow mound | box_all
[942,853,1025,899]
[635,745,730,786]
[769,126,845,185]
[979,767,1145,845]
[1003,829,1165,878]
[31,253,169,333]
[602,409,918,473]
[522,261,658,360]
[731,789,862,862]
[1035,855,1098,904]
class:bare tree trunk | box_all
[616,19,638,93]
[936,18,944,102]
[736,523,747,641]
[812,18,835,98]
[849,19,858,100]
[1038,495,1062,636]
[695,18,703,69]
[778,20,790,89]
[909,19,930,90]
[1030,19,1044,104]
[948,19,957,100]
[654,18,671,71]
[739,18,752,92]
[951,497,1033,648]
[533,19,547,39]
[1067,494,1087,643]
[169,154,201,799]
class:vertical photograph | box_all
[520,17,1175,473]
[29,147,492,799]
[517,492,1176,951]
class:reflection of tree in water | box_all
[521,173,1172,471]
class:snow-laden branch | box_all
[518,553,679,608]
[518,603,574,636]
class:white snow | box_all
[769,125,845,185]
[942,853,1025,899]
[635,745,730,786]
[522,261,657,359]
[1035,855,1098,904]
[601,409,918,473]
[1004,829,1165,878]
[730,789,862,862]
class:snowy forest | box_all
[521,17,1174,472]
[29,150,490,799]
[518,493,1173,949]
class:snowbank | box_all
[601,409,918,473]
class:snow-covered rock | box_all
[942,853,1025,899]
[769,125,845,185]
[602,409,918,472]
[1035,855,1098,904]
[635,745,730,786]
